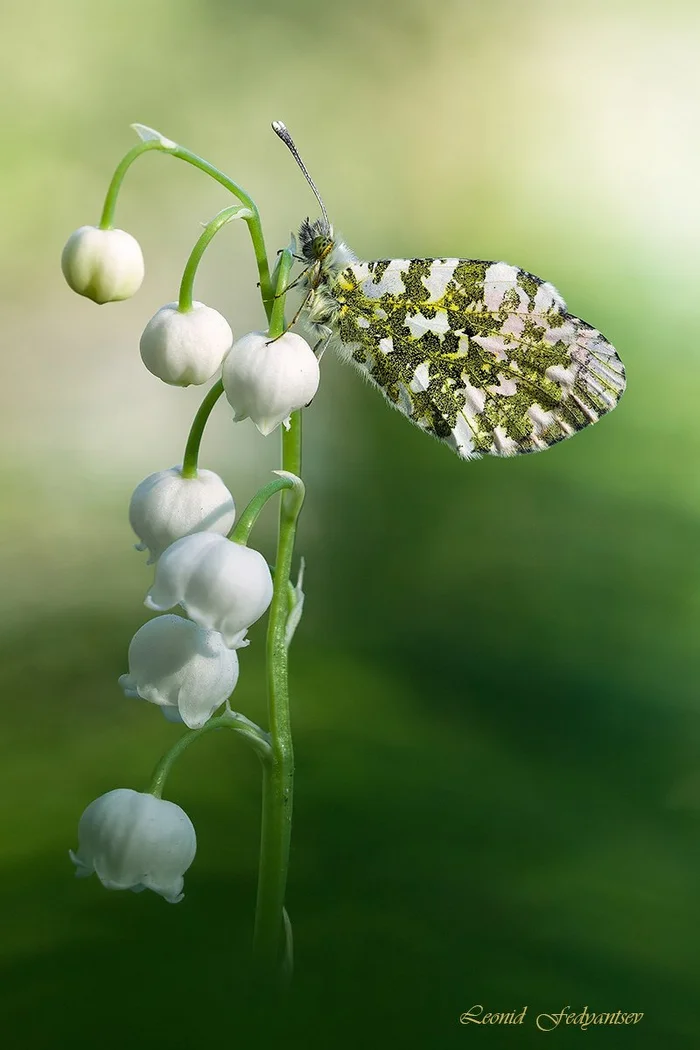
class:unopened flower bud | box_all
[129,466,235,563]
[145,533,272,648]
[222,331,320,435]
[140,302,233,386]
[119,614,239,728]
[61,225,144,304]
[70,789,196,903]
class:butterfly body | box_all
[296,217,625,459]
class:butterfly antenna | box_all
[272,120,331,231]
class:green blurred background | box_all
[2,0,699,1045]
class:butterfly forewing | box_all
[328,258,625,459]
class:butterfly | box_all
[272,121,625,460]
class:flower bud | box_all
[140,302,233,386]
[119,614,239,728]
[70,789,196,903]
[61,225,144,304]
[145,533,272,648]
[129,466,235,563]
[222,330,320,435]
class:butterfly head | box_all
[272,122,339,267]
[298,217,335,265]
[273,121,355,284]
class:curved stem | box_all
[181,380,225,479]
[179,205,253,313]
[99,141,161,229]
[149,710,271,799]
[98,131,274,321]
[158,145,274,319]
[230,471,304,546]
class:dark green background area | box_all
[1,0,698,1046]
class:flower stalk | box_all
[252,246,302,981]
[230,471,305,547]
[178,205,253,313]
[181,380,224,479]
[149,710,272,799]
[99,126,274,315]
[68,127,306,989]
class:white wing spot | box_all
[544,320,575,344]
[570,394,599,423]
[589,358,625,386]
[361,260,411,299]
[528,405,556,434]
[451,416,476,457]
[583,374,618,408]
[456,379,486,415]
[409,361,431,393]
[533,281,566,313]
[349,261,371,282]
[404,311,451,338]
[546,363,577,393]
[396,384,413,416]
[472,334,509,360]
[501,314,526,337]
[488,375,518,396]
[423,259,457,301]
[491,426,519,456]
[378,336,394,354]
[483,262,528,311]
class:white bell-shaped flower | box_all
[61,225,145,304]
[129,466,235,564]
[222,330,320,435]
[119,614,239,729]
[145,533,273,648]
[70,789,196,903]
[140,301,233,386]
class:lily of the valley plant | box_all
[65,123,312,984]
[64,118,625,990]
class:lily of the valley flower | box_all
[129,466,236,563]
[61,226,145,304]
[140,301,233,386]
[119,614,239,728]
[70,789,196,903]
[145,532,273,648]
[222,330,320,435]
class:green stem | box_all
[181,380,225,479]
[149,710,271,799]
[99,141,161,230]
[230,472,304,546]
[178,205,253,313]
[252,412,302,978]
[252,249,303,981]
[98,132,274,320]
[268,244,295,336]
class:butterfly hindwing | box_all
[326,258,625,459]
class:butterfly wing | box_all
[328,258,625,459]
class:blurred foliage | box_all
[1,0,699,1046]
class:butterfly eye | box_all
[313,236,333,260]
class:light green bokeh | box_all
[1,1,698,1046]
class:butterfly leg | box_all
[297,330,332,409]
[313,327,332,361]
[266,288,313,344]
[270,268,311,299]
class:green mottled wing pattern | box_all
[328,258,625,458]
